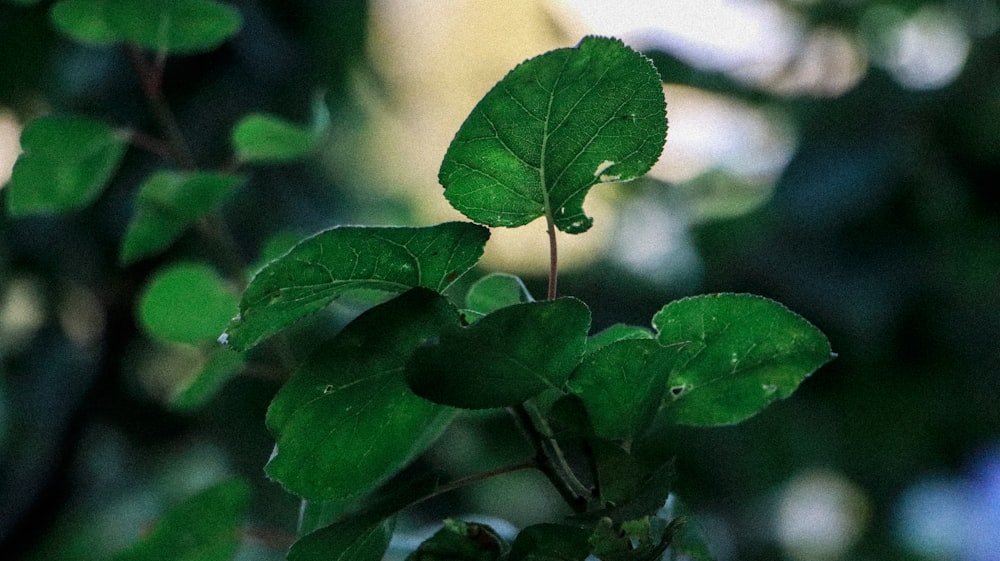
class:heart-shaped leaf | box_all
[566,339,676,441]
[223,222,489,351]
[121,170,242,264]
[406,298,591,409]
[7,115,128,216]
[265,289,459,500]
[653,293,834,426]
[439,36,667,234]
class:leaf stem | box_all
[545,214,559,300]
[126,45,196,169]
[509,404,590,512]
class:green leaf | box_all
[591,440,644,508]
[50,0,117,46]
[139,263,238,346]
[588,516,672,561]
[407,519,508,561]
[653,293,834,426]
[586,323,653,354]
[223,222,489,352]
[103,0,241,54]
[231,113,317,163]
[265,289,459,500]
[508,524,591,561]
[439,36,667,234]
[111,479,250,561]
[566,339,675,441]
[7,115,128,216]
[289,518,394,561]
[120,170,242,264]
[464,272,533,317]
[406,298,591,409]
[168,347,244,411]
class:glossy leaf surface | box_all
[231,113,317,163]
[653,294,834,426]
[567,339,674,441]
[439,36,666,234]
[110,479,250,561]
[121,170,242,264]
[265,289,459,500]
[7,115,127,215]
[139,263,238,346]
[223,222,489,351]
[406,298,591,409]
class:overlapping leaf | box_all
[223,222,489,351]
[406,298,591,409]
[139,262,238,346]
[7,115,128,215]
[289,518,395,561]
[464,272,534,318]
[653,294,834,426]
[121,170,242,264]
[439,36,667,234]
[231,113,320,163]
[265,289,460,500]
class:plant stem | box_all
[509,404,590,512]
[126,45,196,169]
[545,214,558,300]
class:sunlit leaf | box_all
[7,115,127,216]
[50,0,117,45]
[265,289,459,500]
[139,263,238,346]
[289,518,394,561]
[406,298,591,409]
[439,36,666,234]
[653,294,834,426]
[223,222,489,351]
[111,479,250,561]
[508,523,591,561]
[464,272,533,318]
[231,113,317,163]
[120,170,242,264]
[407,519,507,561]
[103,0,241,54]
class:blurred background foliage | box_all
[1,1,998,560]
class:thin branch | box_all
[126,45,196,169]
[509,404,590,512]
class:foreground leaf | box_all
[265,289,459,500]
[567,339,675,441]
[406,298,591,409]
[223,222,489,351]
[653,294,834,426]
[7,115,127,216]
[139,263,238,346]
[111,479,250,561]
[289,518,394,561]
[121,170,242,264]
[439,36,667,234]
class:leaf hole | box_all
[762,383,778,396]
[669,384,692,399]
[322,384,334,394]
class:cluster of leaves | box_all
[5,3,834,560]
